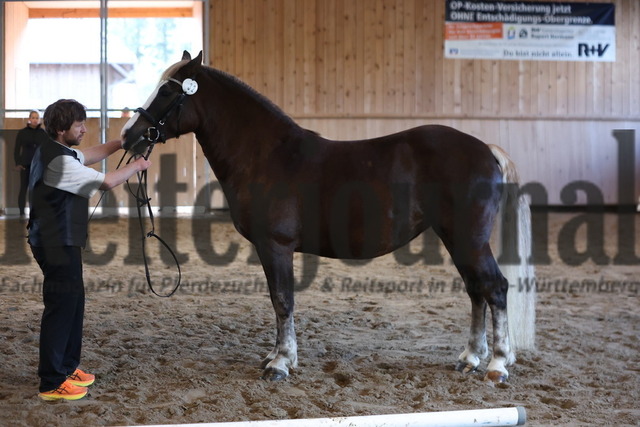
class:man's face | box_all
[60,120,86,147]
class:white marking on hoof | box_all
[485,370,508,383]
[484,356,511,382]
[261,366,288,381]
[262,354,296,381]
[457,348,483,373]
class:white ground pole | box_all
[137,406,526,427]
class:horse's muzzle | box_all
[123,132,149,155]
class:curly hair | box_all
[43,99,87,139]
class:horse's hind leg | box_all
[456,286,489,374]
[434,215,515,382]
[255,242,298,381]
[452,245,515,382]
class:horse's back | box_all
[317,124,500,185]
[399,125,498,174]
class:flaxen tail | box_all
[489,144,536,351]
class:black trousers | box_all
[31,245,85,392]
[18,165,30,215]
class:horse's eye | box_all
[159,87,172,97]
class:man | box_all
[28,99,151,401]
[14,110,49,217]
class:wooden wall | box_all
[209,0,640,205]
[211,0,639,120]
[2,0,639,211]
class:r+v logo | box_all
[578,43,609,58]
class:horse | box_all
[122,50,535,383]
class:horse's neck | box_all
[197,71,303,182]
[196,110,295,184]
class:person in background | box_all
[28,99,151,401]
[14,110,49,217]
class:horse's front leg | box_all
[255,243,298,381]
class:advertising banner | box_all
[444,1,616,62]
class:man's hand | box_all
[132,157,152,172]
[100,158,152,191]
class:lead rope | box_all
[89,142,182,297]
[128,142,182,297]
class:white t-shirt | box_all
[44,145,105,199]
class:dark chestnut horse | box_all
[122,51,535,383]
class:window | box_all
[3,0,205,118]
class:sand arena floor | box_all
[0,212,638,426]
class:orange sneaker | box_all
[67,368,95,387]
[39,380,88,401]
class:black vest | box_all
[27,140,89,247]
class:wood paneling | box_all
[210,0,639,120]
[203,0,639,206]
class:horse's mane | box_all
[205,66,298,129]
[161,60,189,81]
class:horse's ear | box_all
[181,51,204,76]
[193,51,203,64]
[182,50,192,61]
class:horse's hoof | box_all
[455,361,477,374]
[485,370,508,383]
[261,367,288,381]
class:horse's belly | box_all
[299,212,428,260]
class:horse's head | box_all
[122,50,204,154]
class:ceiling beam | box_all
[29,8,193,19]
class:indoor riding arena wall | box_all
[2,0,639,211]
